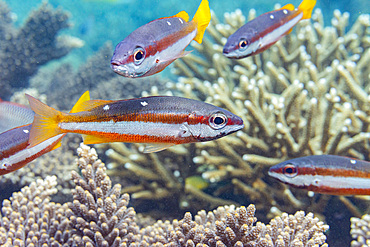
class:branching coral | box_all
[67,143,139,246]
[0,144,329,246]
[351,214,370,247]
[0,1,83,99]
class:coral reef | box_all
[0,144,329,246]
[351,214,370,247]
[0,1,83,100]
[102,8,370,225]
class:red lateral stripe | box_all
[250,10,302,44]
[297,166,370,178]
[64,113,205,125]
[1,141,29,159]
[306,184,370,195]
[154,22,196,54]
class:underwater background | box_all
[0,0,369,246]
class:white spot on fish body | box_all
[270,14,274,19]
[141,101,148,106]
[167,21,171,26]
[103,105,110,111]
[283,9,288,14]
[179,18,183,24]
[23,129,29,134]
[350,159,357,164]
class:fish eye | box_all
[239,39,248,50]
[209,113,228,130]
[283,164,298,178]
[133,47,145,65]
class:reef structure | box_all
[0,1,83,100]
[0,144,329,246]
[101,8,370,224]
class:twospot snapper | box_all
[0,93,90,175]
[111,0,211,78]
[223,0,316,59]
[27,92,244,153]
[269,155,370,195]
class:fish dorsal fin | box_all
[298,0,316,19]
[72,99,115,112]
[143,143,174,153]
[192,0,211,44]
[280,3,295,11]
[174,10,190,22]
[82,134,113,145]
[70,91,91,113]
[155,10,189,23]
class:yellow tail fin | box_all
[298,0,316,19]
[26,94,64,148]
[192,0,211,44]
[26,91,91,147]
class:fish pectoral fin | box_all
[161,50,192,63]
[143,143,175,153]
[83,135,112,144]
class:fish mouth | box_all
[111,63,135,78]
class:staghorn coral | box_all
[135,204,328,247]
[67,143,139,246]
[0,144,329,246]
[351,214,370,247]
[0,176,71,246]
[0,1,83,100]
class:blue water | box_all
[5,0,369,68]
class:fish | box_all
[0,124,64,175]
[110,0,211,78]
[0,92,90,175]
[0,98,35,133]
[223,0,316,59]
[26,92,244,153]
[268,155,370,195]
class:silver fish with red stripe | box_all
[268,155,370,195]
[0,93,90,175]
[223,0,316,59]
[26,91,244,153]
[111,0,211,78]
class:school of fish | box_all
[5,0,370,199]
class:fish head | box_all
[186,108,244,142]
[268,156,316,189]
[111,33,157,78]
[223,27,257,59]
